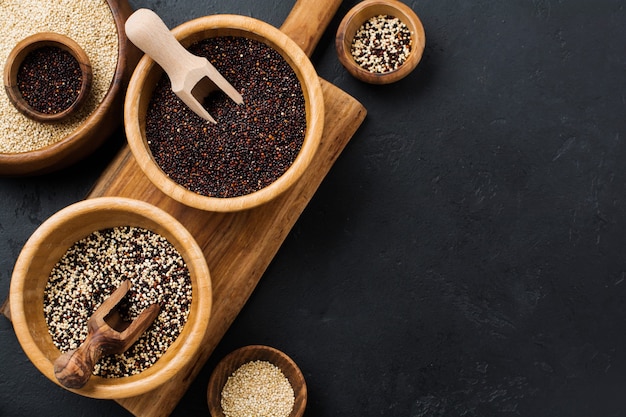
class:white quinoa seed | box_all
[0,1,118,153]
[221,360,295,417]
[43,226,193,378]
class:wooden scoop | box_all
[53,280,160,389]
[125,8,243,123]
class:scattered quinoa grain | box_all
[43,226,192,378]
[351,14,412,73]
[0,1,118,153]
[221,360,295,417]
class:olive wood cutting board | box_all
[2,0,366,415]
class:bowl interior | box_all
[207,345,307,417]
[9,197,211,399]
[336,0,425,84]
[4,32,93,123]
[125,15,324,212]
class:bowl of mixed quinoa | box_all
[9,197,212,399]
[125,14,325,212]
[335,0,425,84]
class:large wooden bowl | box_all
[207,345,307,417]
[125,14,324,212]
[0,0,140,176]
[9,197,212,399]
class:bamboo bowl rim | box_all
[335,0,425,84]
[125,14,324,212]
[4,32,93,123]
[207,345,307,417]
[9,197,212,399]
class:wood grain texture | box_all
[279,0,342,56]
[87,78,365,416]
[92,0,365,414]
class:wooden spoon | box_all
[125,8,243,123]
[53,280,160,389]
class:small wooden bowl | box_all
[125,14,324,212]
[335,0,425,84]
[0,0,140,176]
[9,197,212,399]
[207,345,307,417]
[4,32,93,123]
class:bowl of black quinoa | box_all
[9,197,212,399]
[335,0,425,84]
[125,14,324,212]
[4,32,93,123]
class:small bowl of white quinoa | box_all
[9,196,212,399]
[335,0,425,84]
[207,345,307,417]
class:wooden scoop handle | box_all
[53,330,105,389]
[53,301,160,389]
[125,9,202,89]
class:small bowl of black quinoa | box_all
[4,32,92,123]
[9,197,212,399]
[0,0,141,177]
[335,0,425,84]
[125,14,324,212]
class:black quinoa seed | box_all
[145,36,307,198]
[16,46,83,114]
[43,226,192,378]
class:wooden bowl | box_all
[125,14,324,212]
[207,345,307,417]
[9,197,212,399]
[335,0,425,84]
[0,0,140,176]
[4,32,92,123]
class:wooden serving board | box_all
[3,1,366,415]
[93,78,365,416]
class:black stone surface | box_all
[2,0,626,416]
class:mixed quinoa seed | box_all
[351,14,413,73]
[43,226,192,378]
[146,36,307,199]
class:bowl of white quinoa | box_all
[0,0,140,176]
[207,345,307,417]
[9,197,212,399]
[335,0,425,84]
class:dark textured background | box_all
[2,0,626,416]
